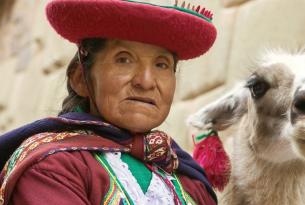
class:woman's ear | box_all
[69,66,89,97]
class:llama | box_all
[187,50,305,205]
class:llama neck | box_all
[231,135,305,205]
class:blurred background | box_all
[0,0,305,152]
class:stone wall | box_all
[1,0,305,152]
[159,0,305,151]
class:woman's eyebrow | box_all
[157,53,175,63]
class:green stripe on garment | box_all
[120,153,152,193]
[95,152,196,205]
[94,153,134,205]
[173,174,197,205]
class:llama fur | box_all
[188,50,305,205]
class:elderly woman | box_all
[0,0,217,204]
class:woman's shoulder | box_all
[25,149,111,193]
[0,131,126,205]
[29,149,99,177]
[7,150,112,205]
[2,130,128,177]
[1,129,124,180]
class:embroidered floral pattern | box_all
[104,152,175,205]
[144,131,179,173]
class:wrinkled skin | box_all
[71,39,176,133]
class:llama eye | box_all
[246,76,270,99]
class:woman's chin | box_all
[115,114,163,134]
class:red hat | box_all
[46,0,217,60]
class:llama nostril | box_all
[293,91,305,114]
[294,99,305,113]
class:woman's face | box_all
[89,40,176,133]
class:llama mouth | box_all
[126,96,156,106]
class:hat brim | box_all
[46,0,217,60]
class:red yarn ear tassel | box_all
[192,130,231,191]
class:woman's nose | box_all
[131,65,156,90]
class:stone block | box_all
[226,0,305,83]
[6,60,46,127]
[0,58,17,110]
[0,111,15,134]
[221,0,251,7]
[36,68,67,118]
[176,7,237,100]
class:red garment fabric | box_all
[1,133,128,205]
[0,113,217,204]
[10,150,216,205]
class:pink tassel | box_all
[193,130,231,191]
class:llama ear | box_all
[187,84,248,131]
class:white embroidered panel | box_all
[105,152,175,205]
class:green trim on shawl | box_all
[120,153,152,193]
[172,173,197,205]
[120,154,197,205]
[94,153,134,205]
[95,152,196,205]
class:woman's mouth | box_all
[125,96,156,106]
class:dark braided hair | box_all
[58,38,107,115]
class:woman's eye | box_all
[156,62,169,69]
[115,57,131,64]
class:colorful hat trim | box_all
[126,0,213,22]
